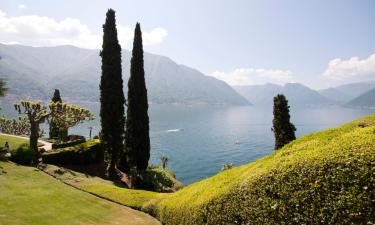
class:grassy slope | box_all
[0,135,28,150]
[156,114,375,224]
[0,162,160,225]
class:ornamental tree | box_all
[0,116,30,135]
[14,100,49,162]
[48,102,94,141]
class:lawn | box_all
[0,161,160,225]
[0,134,28,150]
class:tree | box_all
[49,89,62,139]
[14,100,49,163]
[272,94,296,150]
[0,116,30,135]
[123,23,150,173]
[0,79,7,97]
[160,156,169,169]
[99,9,126,178]
[48,102,94,141]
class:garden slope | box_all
[156,114,375,224]
[0,162,160,225]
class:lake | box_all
[2,102,373,185]
[69,104,373,185]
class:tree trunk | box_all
[30,122,39,164]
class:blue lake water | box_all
[2,102,374,185]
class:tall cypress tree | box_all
[124,23,150,173]
[99,9,125,177]
[49,89,62,139]
[272,94,296,150]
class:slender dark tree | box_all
[0,79,7,97]
[123,23,150,173]
[99,9,125,177]
[272,94,296,150]
[49,89,62,139]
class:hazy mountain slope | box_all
[0,44,249,105]
[345,87,375,108]
[234,83,332,106]
[319,82,375,103]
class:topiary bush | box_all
[10,144,35,165]
[43,140,103,166]
[156,114,375,225]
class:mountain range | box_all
[0,44,249,106]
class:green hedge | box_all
[52,139,86,149]
[43,140,103,166]
[10,143,35,165]
[156,114,375,224]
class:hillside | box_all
[0,161,160,225]
[319,82,375,103]
[234,83,333,106]
[0,43,249,105]
[346,88,375,108]
[155,113,375,224]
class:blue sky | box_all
[0,0,374,88]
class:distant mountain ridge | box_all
[346,88,375,108]
[318,82,375,103]
[234,83,333,107]
[0,43,249,106]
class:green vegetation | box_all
[100,8,126,177]
[272,94,296,149]
[0,161,160,225]
[43,139,102,166]
[154,114,375,224]
[0,79,7,97]
[42,164,168,210]
[49,89,62,139]
[0,134,28,150]
[122,22,150,175]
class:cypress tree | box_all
[99,9,125,177]
[49,89,62,139]
[272,94,296,150]
[123,23,150,173]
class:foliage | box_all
[0,79,7,97]
[222,162,234,171]
[99,8,126,177]
[49,89,62,139]
[0,161,160,225]
[43,139,103,166]
[272,94,296,150]
[156,114,375,225]
[14,100,49,157]
[122,23,150,173]
[0,116,30,135]
[142,167,183,193]
[10,143,35,165]
[42,164,167,210]
[48,102,94,141]
[160,156,169,169]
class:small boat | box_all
[166,128,184,133]
[234,140,241,144]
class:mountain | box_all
[0,44,249,106]
[319,82,375,103]
[234,83,333,107]
[345,87,375,108]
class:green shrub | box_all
[43,140,103,166]
[52,135,86,149]
[141,167,182,192]
[157,114,375,225]
[11,144,35,165]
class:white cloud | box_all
[322,54,375,83]
[18,4,26,9]
[211,68,293,86]
[0,9,167,49]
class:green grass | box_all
[0,161,160,225]
[156,114,375,224]
[0,135,28,150]
[43,164,167,210]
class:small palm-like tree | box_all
[160,156,169,169]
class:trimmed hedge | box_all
[156,114,375,224]
[43,140,103,166]
[52,135,86,149]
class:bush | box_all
[43,140,103,166]
[11,144,35,165]
[141,167,182,192]
[52,135,86,149]
[157,114,375,225]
